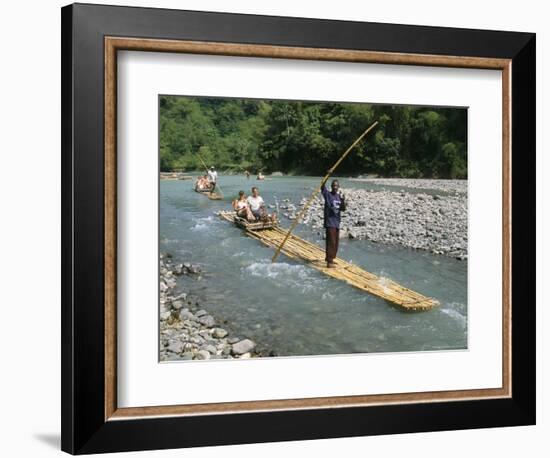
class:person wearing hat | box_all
[207,166,218,194]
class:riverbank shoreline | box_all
[288,181,467,260]
[160,253,260,361]
[348,177,467,194]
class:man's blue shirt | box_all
[321,184,345,229]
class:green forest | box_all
[159,95,467,178]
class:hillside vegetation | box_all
[160,96,467,178]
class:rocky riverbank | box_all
[284,183,467,259]
[160,253,258,361]
[349,178,467,195]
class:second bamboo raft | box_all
[195,188,223,200]
[219,211,438,311]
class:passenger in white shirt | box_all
[247,187,266,219]
[243,187,278,223]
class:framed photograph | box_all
[61,3,536,454]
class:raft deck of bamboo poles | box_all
[218,211,438,311]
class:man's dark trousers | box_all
[325,227,339,263]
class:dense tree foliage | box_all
[159,96,467,178]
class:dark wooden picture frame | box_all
[61,3,536,454]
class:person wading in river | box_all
[321,179,346,268]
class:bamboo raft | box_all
[219,211,438,311]
[195,188,223,200]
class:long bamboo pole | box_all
[197,153,224,197]
[271,121,378,262]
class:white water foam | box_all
[376,276,392,295]
[440,303,467,328]
[243,261,320,292]
[244,261,309,279]
[190,215,215,231]
[231,251,247,258]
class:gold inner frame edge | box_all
[104,37,512,421]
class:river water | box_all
[160,175,467,357]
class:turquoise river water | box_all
[160,176,467,357]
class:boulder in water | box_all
[195,350,211,360]
[212,328,228,338]
[198,315,216,328]
[231,339,255,355]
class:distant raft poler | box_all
[207,166,218,195]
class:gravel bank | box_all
[348,178,467,194]
[284,184,467,259]
[160,253,258,361]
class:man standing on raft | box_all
[207,166,218,195]
[321,179,346,268]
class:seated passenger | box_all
[195,175,210,191]
[246,187,277,223]
[232,191,254,221]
